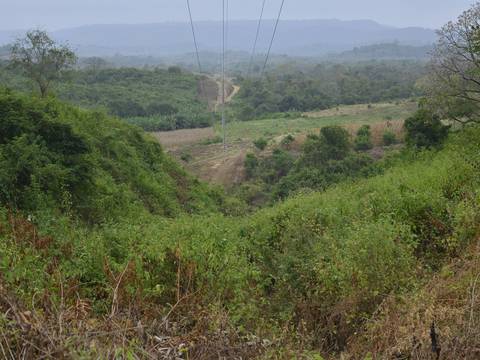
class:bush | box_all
[200,136,223,145]
[280,134,295,149]
[383,130,397,146]
[405,109,450,148]
[355,125,373,151]
[253,137,268,151]
[244,153,259,179]
[302,126,351,167]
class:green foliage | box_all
[280,134,295,149]
[405,108,450,148]
[200,135,223,145]
[244,153,259,179]
[10,30,77,97]
[253,137,268,151]
[0,89,221,222]
[301,126,352,167]
[126,111,214,132]
[243,126,376,201]
[0,63,213,131]
[383,130,397,145]
[234,61,425,119]
[354,125,373,151]
[1,105,480,355]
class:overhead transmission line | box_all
[186,0,202,73]
[261,0,286,77]
[186,0,228,150]
[221,0,228,150]
[248,0,267,77]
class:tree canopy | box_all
[11,30,77,98]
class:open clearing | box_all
[151,127,216,149]
[153,101,417,186]
[219,101,417,140]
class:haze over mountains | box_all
[0,19,436,57]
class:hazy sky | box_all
[0,0,474,31]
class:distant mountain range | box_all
[0,19,437,57]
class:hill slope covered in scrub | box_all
[1,89,479,358]
[0,89,224,222]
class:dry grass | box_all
[303,102,400,118]
[151,128,216,150]
[345,119,405,146]
[284,120,405,152]
[345,237,480,360]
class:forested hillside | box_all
[234,61,426,119]
[0,62,216,131]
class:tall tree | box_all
[10,30,77,98]
[424,3,480,124]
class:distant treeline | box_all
[233,60,426,120]
[325,43,433,62]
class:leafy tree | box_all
[404,109,450,148]
[10,30,77,97]
[423,3,480,124]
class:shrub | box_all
[355,125,373,151]
[302,126,351,167]
[200,136,223,145]
[244,153,259,179]
[383,130,397,146]
[280,134,295,149]
[253,138,268,151]
[405,109,450,148]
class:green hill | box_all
[0,89,222,223]
[1,90,479,357]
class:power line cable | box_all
[248,0,267,77]
[221,0,227,150]
[261,0,285,77]
[186,0,202,73]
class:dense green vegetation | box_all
[0,89,224,223]
[2,6,480,358]
[233,61,426,120]
[1,89,479,357]
[242,126,378,203]
[0,62,215,131]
